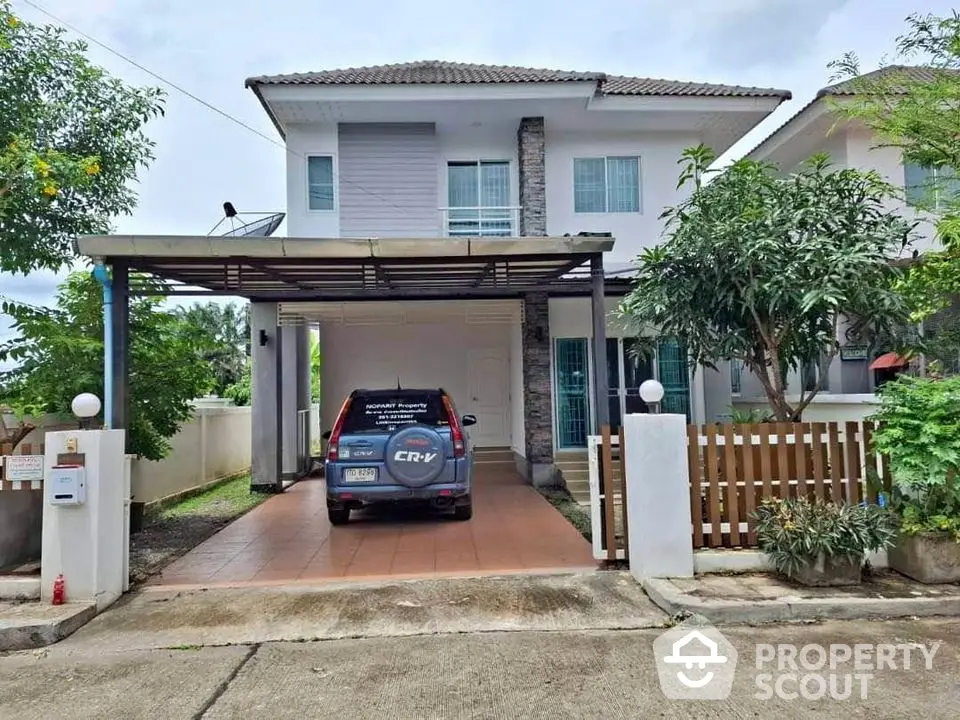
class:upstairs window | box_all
[904,162,960,210]
[574,156,641,213]
[446,160,512,236]
[307,156,335,211]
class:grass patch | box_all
[158,474,265,522]
[130,474,269,586]
[539,488,592,542]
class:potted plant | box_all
[870,375,960,583]
[753,497,898,586]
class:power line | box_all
[17,0,421,218]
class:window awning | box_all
[870,352,910,370]
[75,235,616,300]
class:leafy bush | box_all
[728,407,772,424]
[870,375,960,540]
[753,497,899,578]
[224,360,252,407]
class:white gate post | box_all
[624,413,694,580]
[41,429,126,610]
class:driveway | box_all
[151,464,596,587]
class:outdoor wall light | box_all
[639,379,665,414]
[259,329,269,347]
[71,392,102,430]
[533,326,546,343]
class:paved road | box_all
[2,618,958,719]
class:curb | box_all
[0,603,97,652]
[643,578,960,625]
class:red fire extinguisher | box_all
[52,574,65,606]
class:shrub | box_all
[753,497,899,578]
[870,375,960,540]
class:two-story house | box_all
[239,61,789,490]
[744,66,944,399]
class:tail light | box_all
[442,395,465,458]
[326,396,352,462]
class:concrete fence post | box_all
[623,413,694,581]
[42,429,126,610]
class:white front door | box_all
[466,349,510,447]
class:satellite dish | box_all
[207,202,284,237]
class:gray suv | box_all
[323,388,476,525]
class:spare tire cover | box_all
[385,425,447,488]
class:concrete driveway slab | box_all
[206,620,960,720]
[51,571,666,654]
[0,645,249,720]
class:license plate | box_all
[344,467,377,483]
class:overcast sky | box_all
[0,0,953,356]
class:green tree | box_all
[829,12,960,321]
[619,146,914,421]
[0,2,163,274]
[224,359,251,407]
[0,272,213,459]
[310,332,322,403]
[174,302,249,397]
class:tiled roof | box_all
[245,60,791,99]
[749,66,956,160]
[816,65,952,97]
[601,75,788,98]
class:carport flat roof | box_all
[75,235,616,300]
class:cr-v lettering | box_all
[394,451,438,463]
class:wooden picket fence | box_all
[688,421,892,549]
[588,425,629,561]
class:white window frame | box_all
[904,162,959,211]
[306,154,336,213]
[445,159,512,206]
[573,155,642,214]
[444,159,514,236]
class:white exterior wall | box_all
[510,317,525,455]
[734,393,879,423]
[844,128,939,253]
[317,302,518,448]
[545,130,700,264]
[131,406,252,506]
[285,124,340,237]
[285,122,699,253]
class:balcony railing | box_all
[439,206,521,237]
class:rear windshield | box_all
[341,393,449,433]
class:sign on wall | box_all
[840,345,869,361]
[2,455,44,482]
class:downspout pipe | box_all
[92,259,113,428]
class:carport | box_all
[75,234,615,493]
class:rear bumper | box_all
[327,482,469,505]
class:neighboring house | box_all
[743,66,947,398]
[243,61,789,479]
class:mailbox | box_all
[48,465,86,506]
